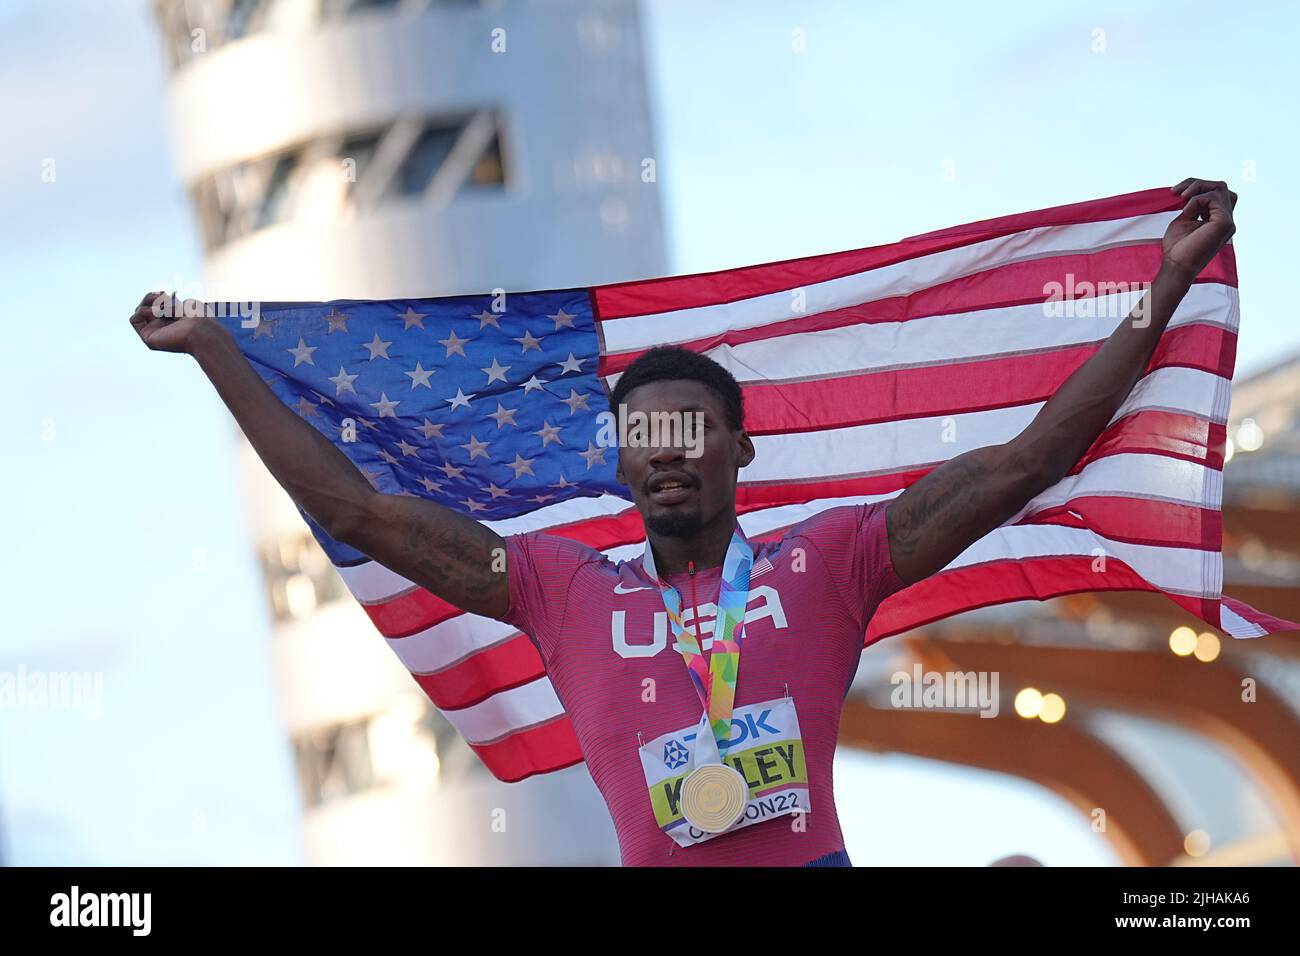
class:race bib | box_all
[638,696,810,847]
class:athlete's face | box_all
[615,379,754,539]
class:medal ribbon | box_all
[644,526,754,761]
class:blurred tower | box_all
[152,0,665,864]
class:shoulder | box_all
[778,501,890,548]
[503,529,623,579]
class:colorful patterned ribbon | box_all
[644,526,754,760]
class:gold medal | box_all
[680,762,748,833]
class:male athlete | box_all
[131,179,1236,866]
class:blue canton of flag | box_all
[214,290,622,565]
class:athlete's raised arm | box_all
[885,178,1237,585]
[130,293,509,618]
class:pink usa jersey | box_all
[498,500,908,867]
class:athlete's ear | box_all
[738,431,755,470]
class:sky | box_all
[2,0,1297,866]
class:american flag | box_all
[214,186,1297,783]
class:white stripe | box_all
[606,282,1236,390]
[741,365,1229,485]
[1219,603,1267,639]
[1021,452,1223,514]
[385,615,520,674]
[943,524,1221,598]
[442,676,566,744]
[601,211,1177,354]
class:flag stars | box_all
[508,454,536,479]
[293,395,317,418]
[549,308,577,331]
[396,439,421,458]
[437,461,467,481]
[531,493,556,504]
[378,447,400,466]
[400,307,427,330]
[328,366,359,396]
[559,389,591,415]
[485,483,511,500]
[533,420,563,447]
[445,387,475,411]
[460,434,492,461]
[481,357,511,385]
[474,310,502,330]
[364,332,393,360]
[369,392,400,417]
[417,418,445,440]
[288,338,318,367]
[486,403,519,428]
[556,352,584,375]
[513,329,543,353]
[579,442,607,470]
[550,474,578,490]
[325,310,349,334]
[461,498,488,514]
[404,361,435,389]
[253,317,277,340]
[520,374,548,395]
[417,476,444,494]
[439,330,470,358]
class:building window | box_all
[398,123,464,195]
[156,0,477,72]
[190,111,509,252]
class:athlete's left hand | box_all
[1162,178,1237,284]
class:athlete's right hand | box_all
[129,291,227,354]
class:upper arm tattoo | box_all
[355,496,510,619]
[887,445,1034,585]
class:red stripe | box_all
[593,187,1189,321]
[600,244,1235,374]
[865,556,1219,644]
[1068,410,1226,475]
[738,322,1234,436]
[468,715,585,783]
[1221,595,1300,634]
[1023,497,1221,551]
[410,633,546,711]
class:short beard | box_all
[645,508,704,539]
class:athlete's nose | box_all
[648,441,685,467]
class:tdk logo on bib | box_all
[639,696,810,848]
[663,739,690,769]
[663,708,782,768]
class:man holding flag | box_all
[131,178,1279,866]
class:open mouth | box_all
[649,475,695,505]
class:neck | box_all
[647,507,738,577]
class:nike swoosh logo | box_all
[614,582,654,594]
